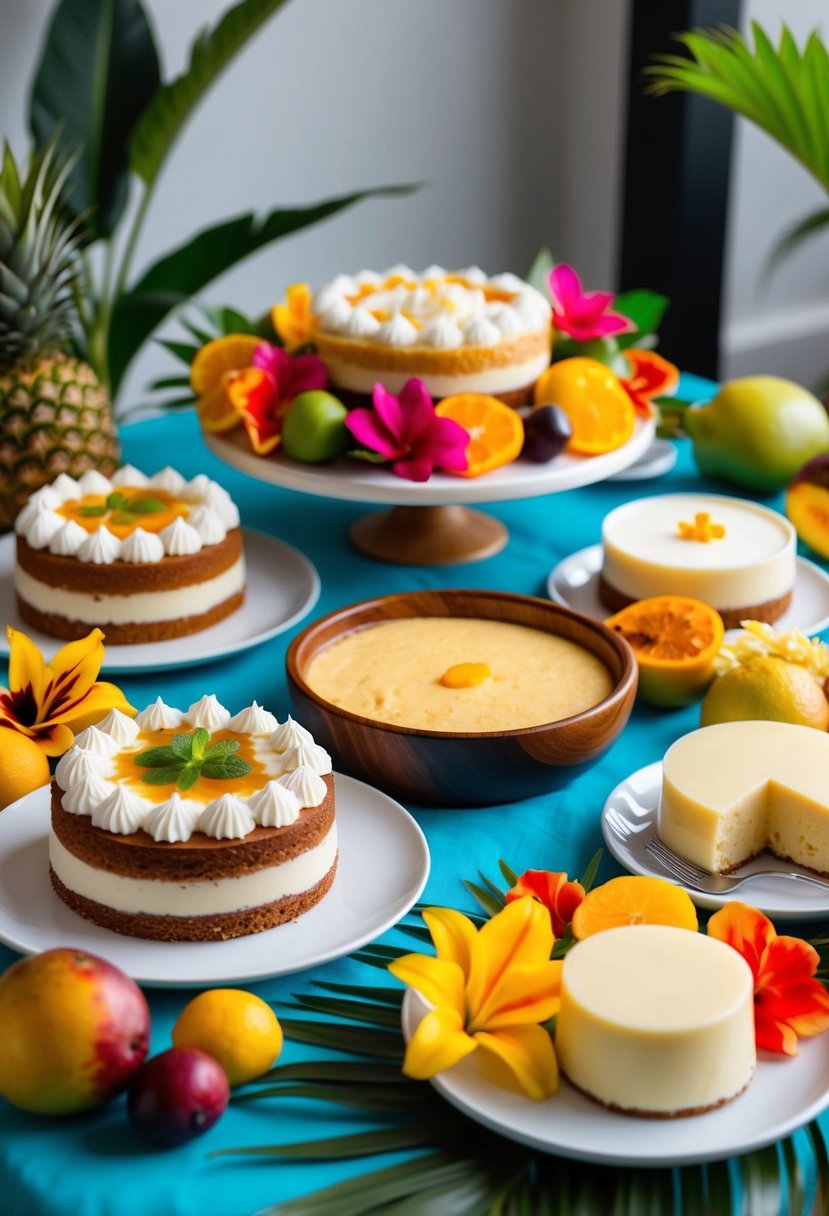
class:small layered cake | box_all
[556,925,756,1116]
[311,266,552,406]
[600,493,796,628]
[49,697,337,941]
[14,465,245,642]
[659,721,829,874]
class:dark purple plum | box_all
[128,1048,229,1148]
[522,404,573,463]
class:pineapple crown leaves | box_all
[135,728,252,793]
[0,137,84,371]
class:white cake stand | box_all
[205,416,656,566]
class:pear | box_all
[685,376,829,492]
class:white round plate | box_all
[402,988,829,1166]
[0,773,429,986]
[602,761,829,919]
[204,417,656,507]
[608,437,677,482]
[0,529,320,673]
[547,544,829,637]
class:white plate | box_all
[547,544,829,637]
[608,438,678,482]
[602,761,829,919]
[0,774,429,987]
[402,988,829,1165]
[0,529,320,673]
[204,417,656,507]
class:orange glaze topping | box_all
[58,487,188,538]
[114,729,272,804]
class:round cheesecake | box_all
[659,721,829,874]
[556,925,756,1116]
[14,465,245,642]
[312,266,552,406]
[599,493,796,628]
[49,699,337,941]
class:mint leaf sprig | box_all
[135,729,251,792]
[79,491,167,524]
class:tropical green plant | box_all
[646,23,829,272]
[212,919,829,1216]
[24,0,409,411]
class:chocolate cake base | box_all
[49,860,337,942]
[598,573,793,630]
[18,588,245,643]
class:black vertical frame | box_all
[619,0,741,378]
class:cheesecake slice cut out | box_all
[659,720,829,874]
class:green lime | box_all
[282,391,349,463]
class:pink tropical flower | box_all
[345,379,470,482]
[252,342,327,401]
[548,264,633,342]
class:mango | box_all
[786,454,829,559]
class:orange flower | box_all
[505,870,585,938]
[708,902,829,1055]
[618,349,679,417]
[271,283,315,351]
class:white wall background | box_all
[1,0,827,397]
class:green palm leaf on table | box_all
[212,921,829,1216]
[645,23,829,273]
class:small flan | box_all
[311,266,552,406]
[659,721,829,874]
[556,925,755,1116]
[14,465,245,642]
[599,493,796,628]
[49,698,337,941]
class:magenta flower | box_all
[548,264,633,341]
[252,342,328,401]
[345,379,470,482]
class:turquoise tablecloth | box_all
[2,374,825,1216]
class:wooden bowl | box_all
[286,589,637,807]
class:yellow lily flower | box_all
[389,897,562,1100]
[271,283,315,352]
[0,627,136,756]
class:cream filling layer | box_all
[49,825,337,917]
[322,351,551,396]
[16,557,245,625]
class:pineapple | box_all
[0,142,119,530]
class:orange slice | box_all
[571,876,698,940]
[435,393,524,477]
[196,382,242,434]
[533,357,634,455]
[190,335,261,396]
[605,596,724,707]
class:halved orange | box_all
[533,357,634,455]
[435,393,524,477]
[605,595,724,707]
[190,335,261,396]
[196,382,242,434]
[571,876,698,941]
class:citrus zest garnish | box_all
[605,595,724,707]
[439,663,491,689]
[677,511,726,542]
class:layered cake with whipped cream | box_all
[14,465,245,642]
[49,697,337,941]
[600,493,796,628]
[556,925,755,1116]
[311,266,552,405]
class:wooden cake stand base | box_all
[349,505,508,566]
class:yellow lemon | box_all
[172,989,283,1087]
[701,655,829,731]
[0,730,51,810]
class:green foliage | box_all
[214,947,829,1215]
[646,23,829,268]
[24,0,411,409]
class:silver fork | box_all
[644,836,829,895]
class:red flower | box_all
[618,349,679,417]
[708,902,829,1055]
[505,870,585,938]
